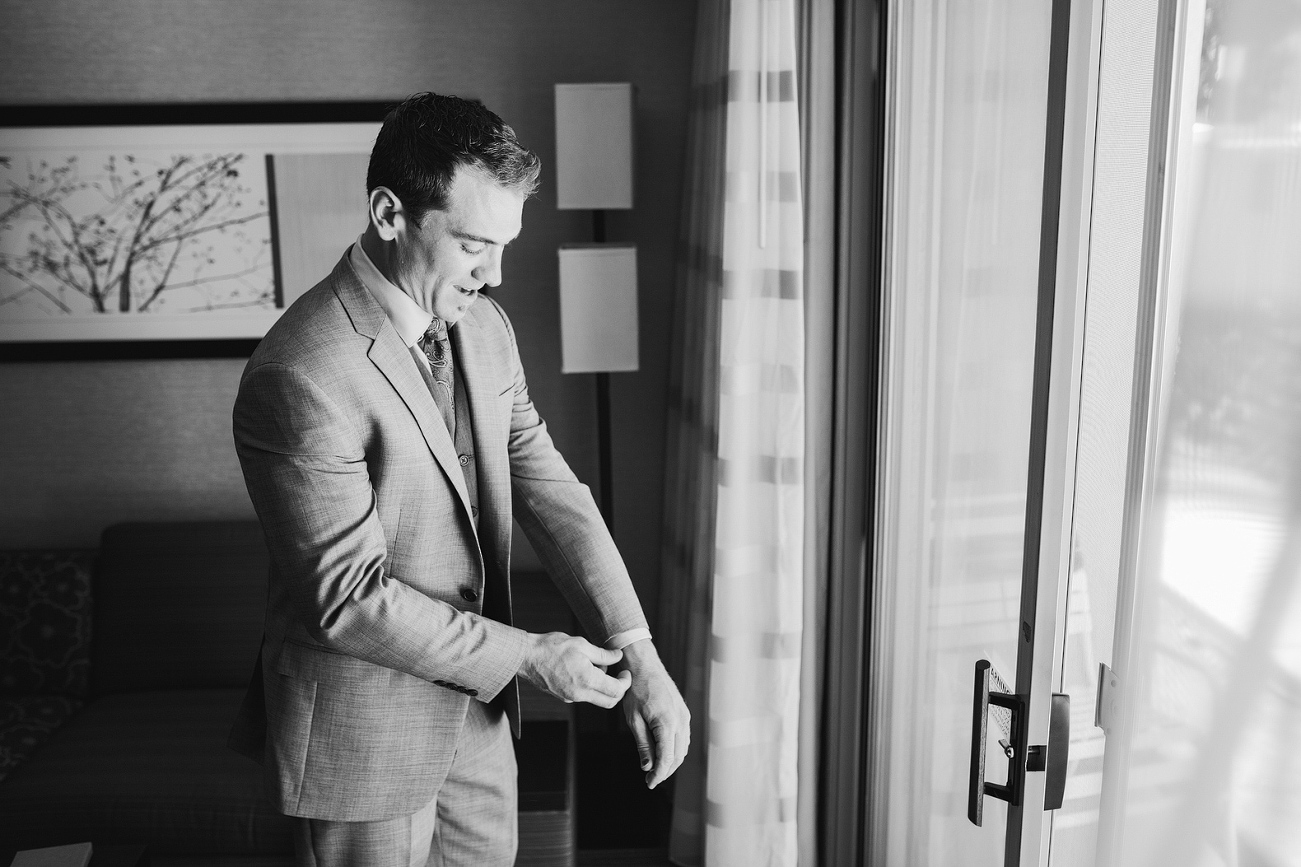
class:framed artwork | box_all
[0,102,389,360]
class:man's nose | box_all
[472,250,503,288]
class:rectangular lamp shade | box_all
[554,83,634,210]
[558,245,639,373]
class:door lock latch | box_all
[1023,693,1071,809]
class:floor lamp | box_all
[555,82,638,532]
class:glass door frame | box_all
[867,0,1119,862]
[1087,0,1209,861]
[1020,0,1203,862]
[1008,0,1104,864]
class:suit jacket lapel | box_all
[450,311,510,557]
[330,257,474,520]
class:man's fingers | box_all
[585,669,631,708]
[600,669,631,700]
[520,633,639,707]
[647,722,678,788]
[629,710,654,772]
[644,707,690,788]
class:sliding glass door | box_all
[1055,0,1301,864]
[869,0,1089,863]
[873,0,1301,863]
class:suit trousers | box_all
[291,699,518,867]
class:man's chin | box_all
[442,299,479,324]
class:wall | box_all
[0,0,696,622]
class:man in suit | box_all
[230,92,689,866]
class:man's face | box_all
[391,166,525,325]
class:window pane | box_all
[873,1,1052,863]
[1108,1,1301,864]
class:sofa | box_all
[0,521,577,866]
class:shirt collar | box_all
[349,236,435,349]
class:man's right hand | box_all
[518,632,631,708]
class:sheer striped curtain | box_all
[660,1,806,865]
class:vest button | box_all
[458,454,471,466]
[460,587,479,602]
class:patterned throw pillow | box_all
[0,551,94,697]
[0,695,84,783]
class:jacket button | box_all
[458,453,472,466]
[434,680,447,687]
[460,587,479,602]
[466,688,478,697]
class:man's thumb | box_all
[588,644,624,667]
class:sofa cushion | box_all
[0,550,94,696]
[0,695,84,784]
[0,689,292,855]
[92,522,268,697]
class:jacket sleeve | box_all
[234,359,528,700]
[481,298,651,644]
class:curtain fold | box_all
[659,0,729,861]
[662,1,885,863]
[660,0,807,864]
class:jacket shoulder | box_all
[247,265,359,374]
[463,293,520,352]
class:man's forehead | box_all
[447,171,524,245]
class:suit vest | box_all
[409,344,480,529]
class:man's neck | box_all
[359,226,398,287]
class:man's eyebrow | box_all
[452,229,516,247]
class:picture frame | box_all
[0,102,391,361]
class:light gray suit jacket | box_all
[230,255,647,821]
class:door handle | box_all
[968,659,1026,826]
[972,668,1071,826]
[1027,693,1070,810]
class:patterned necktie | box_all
[420,318,456,439]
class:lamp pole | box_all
[592,209,614,532]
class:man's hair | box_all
[366,92,541,224]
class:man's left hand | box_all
[617,639,690,789]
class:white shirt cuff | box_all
[605,628,652,650]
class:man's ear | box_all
[368,187,405,241]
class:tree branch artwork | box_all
[0,150,274,319]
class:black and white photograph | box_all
[1,1,1300,867]
[1,116,378,348]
